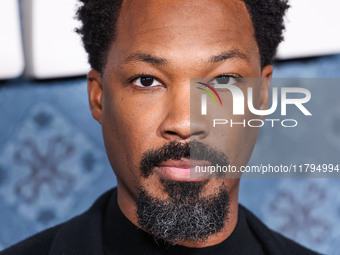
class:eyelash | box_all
[210,74,242,83]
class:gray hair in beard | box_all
[136,180,230,244]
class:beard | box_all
[136,141,231,244]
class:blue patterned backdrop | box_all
[0,54,340,254]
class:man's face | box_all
[88,0,272,244]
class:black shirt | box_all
[0,188,321,255]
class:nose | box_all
[158,82,209,141]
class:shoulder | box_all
[0,225,61,255]
[239,204,322,255]
[0,189,115,255]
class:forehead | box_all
[109,0,259,69]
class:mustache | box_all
[140,140,229,178]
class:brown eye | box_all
[140,76,154,86]
[210,75,240,87]
[132,76,162,87]
[216,76,230,84]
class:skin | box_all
[87,0,273,248]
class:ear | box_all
[87,69,103,124]
[259,65,273,120]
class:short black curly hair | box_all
[76,0,289,73]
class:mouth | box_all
[154,158,211,182]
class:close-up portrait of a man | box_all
[1,0,334,254]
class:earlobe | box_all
[259,65,273,120]
[87,69,103,124]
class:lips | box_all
[154,158,211,182]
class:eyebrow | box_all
[123,49,249,66]
[125,52,169,65]
[208,49,250,64]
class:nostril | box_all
[166,131,178,136]
[163,129,191,140]
[190,131,206,137]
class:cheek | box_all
[213,123,259,168]
[230,105,261,168]
[100,87,165,178]
[231,85,262,165]
[205,88,261,168]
